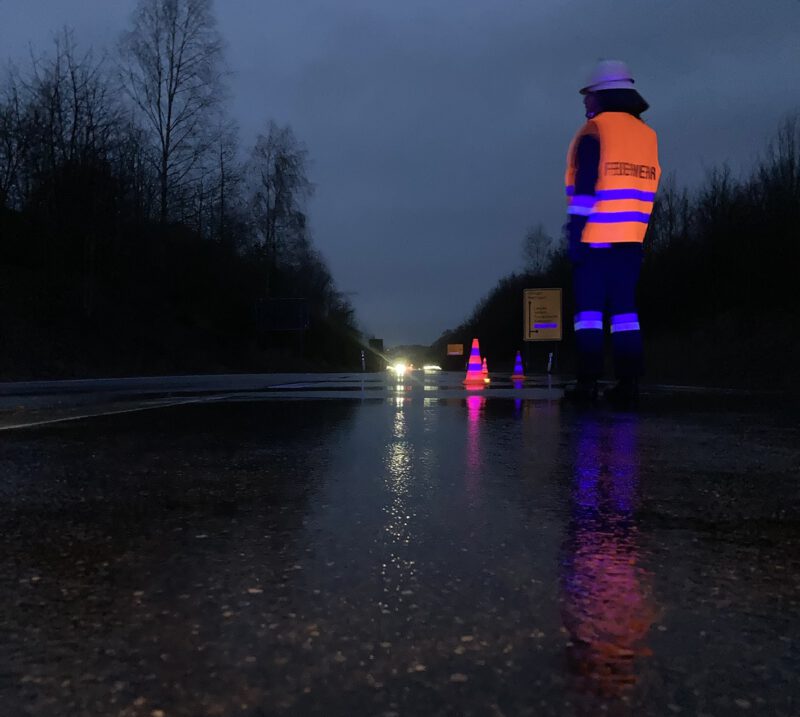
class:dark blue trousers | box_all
[572,243,643,380]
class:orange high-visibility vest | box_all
[565,112,661,244]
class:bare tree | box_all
[204,118,241,243]
[0,67,31,210]
[522,223,554,273]
[647,174,692,255]
[19,31,121,189]
[119,0,225,224]
[248,121,313,291]
[7,31,125,316]
[113,119,158,223]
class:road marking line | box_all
[0,396,227,432]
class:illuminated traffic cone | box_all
[512,351,525,380]
[481,357,491,384]
[463,338,484,385]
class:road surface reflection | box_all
[561,415,658,696]
[465,392,486,504]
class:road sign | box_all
[523,288,562,341]
[446,343,464,356]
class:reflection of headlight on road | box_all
[423,365,441,372]
[392,362,407,376]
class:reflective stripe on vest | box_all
[565,113,660,244]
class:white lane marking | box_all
[0,395,227,432]
[1,387,567,431]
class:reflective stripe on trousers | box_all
[610,313,640,333]
[574,310,603,331]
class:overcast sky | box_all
[2,0,798,345]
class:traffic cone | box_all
[481,357,491,384]
[512,351,525,380]
[463,338,484,385]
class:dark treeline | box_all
[434,118,800,387]
[0,1,361,379]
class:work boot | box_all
[562,378,599,404]
[603,378,639,408]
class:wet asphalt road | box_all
[1,372,799,716]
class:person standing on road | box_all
[563,60,661,407]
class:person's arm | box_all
[565,134,599,259]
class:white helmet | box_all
[580,59,635,94]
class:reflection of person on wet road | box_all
[560,416,657,697]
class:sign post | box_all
[523,288,563,373]
[445,343,464,371]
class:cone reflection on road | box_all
[512,351,525,380]
[465,393,485,502]
[512,382,523,415]
[463,338,485,386]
